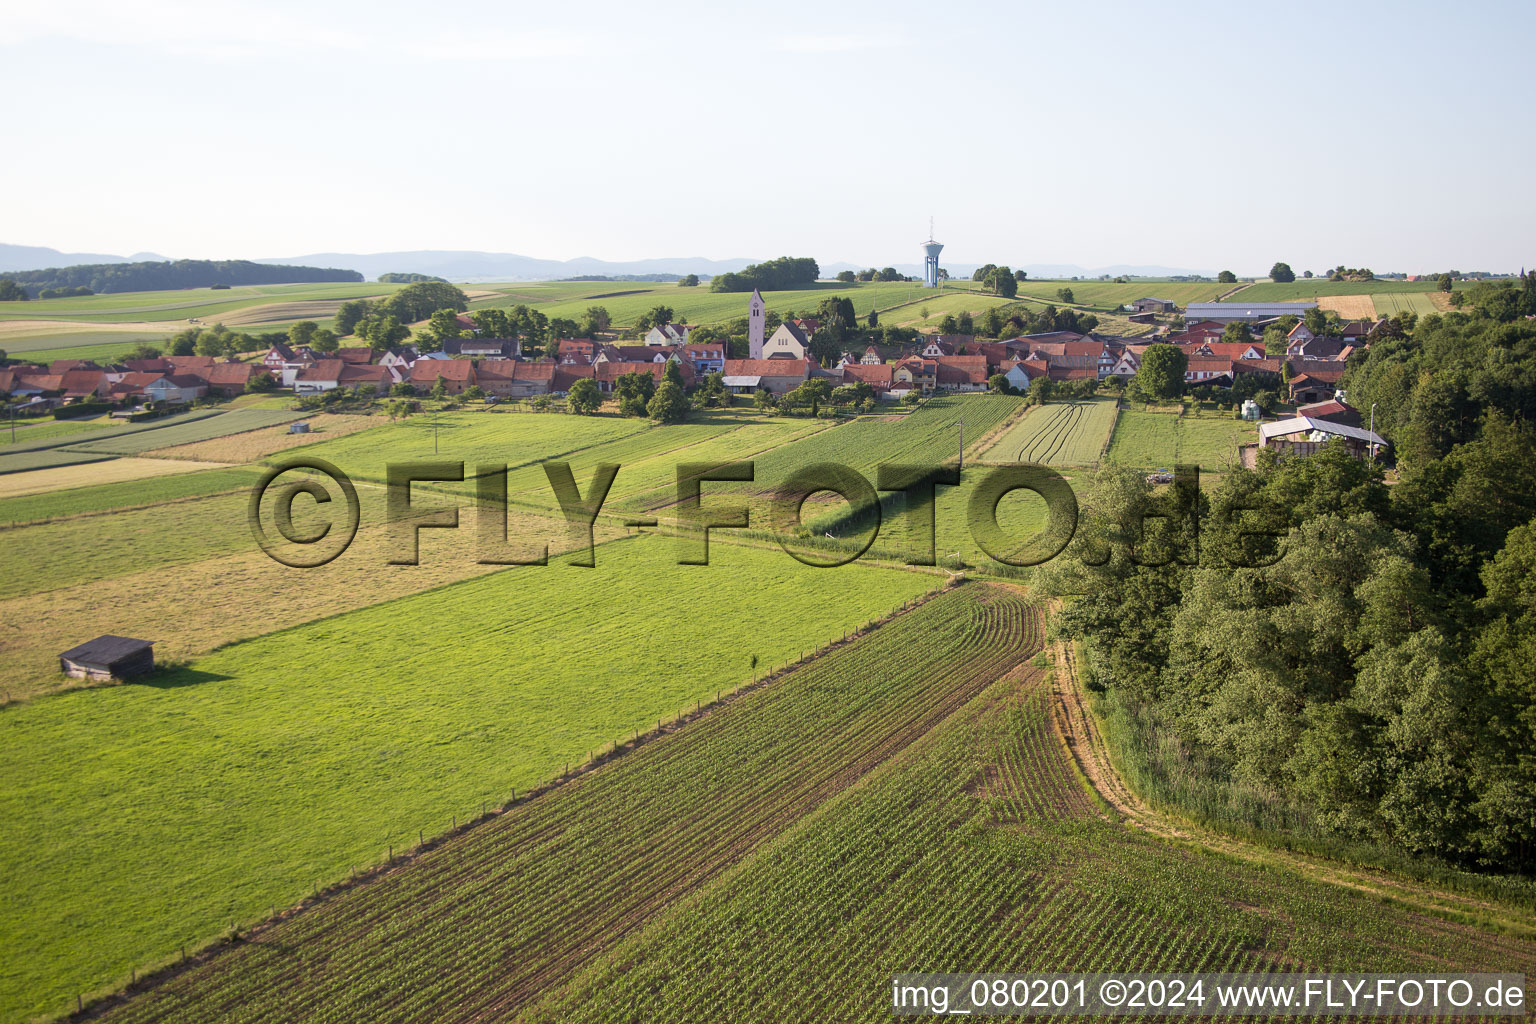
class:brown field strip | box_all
[1315,294,1377,319]
[0,457,232,498]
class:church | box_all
[747,288,811,359]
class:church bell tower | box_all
[748,288,766,359]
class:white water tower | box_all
[922,221,943,289]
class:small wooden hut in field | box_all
[58,636,156,681]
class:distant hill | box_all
[1,242,1212,286]
[0,243,170,273]
[2,259,363,296]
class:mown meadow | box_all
[1105,408,1254,473]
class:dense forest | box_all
[3,259,362,295]
[709,256,819,293]
[1040,273,1536,872]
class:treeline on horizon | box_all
[2,259,363,296]
[709,256,819,293]
[1041,272,1536,874]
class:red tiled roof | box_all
[1198,342,1264,358]
[59,369,106,395]
[298,360,346,382]
[1186,356,1235,372]
[335,347,376,365]
[110,371,167,393]
[338,364,389,385]
[1290,369,1345,384]
[841,363,894,385]
[200,363,259,386]
[933,355,989,384]
[167,356,217,371]
[1002,359,1047,380]
[722,359,809,378]
[1297,400,1354,418]
[410,360,475,382]
[594,361,693,384]
[157,374,207,388]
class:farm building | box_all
[59,636,156,681]
[1295,399,1363,427]
[1130,297,1176,313]
[1287,369,1346,405]
[934,355,990,392]
[294,360,346,394]
[721,358,810,396]
[592,360,691,394]
[144,374,208,404]
[410,359,477,394]
[1184,301,1317,324]
[442,338,519,359]
[479,360,594,398]
[1259,417,1387,460]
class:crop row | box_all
[95,585,1045,1023]
[61,409,308,455]
[522,660,1536,1022]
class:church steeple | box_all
[748,288,766,360]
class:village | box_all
[0,287,1391,464]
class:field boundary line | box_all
[1048,634,1536,939]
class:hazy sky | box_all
[2,0,1531,274]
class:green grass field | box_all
[1106,408,1255,473]
[0,465,260,526]
[0,281,395,324]
[0,536,938,1021]
[1370,290,1445,316]
[979,399,1119,464]
[0,416,112,447]
[747,395,1020,483]
[0,326,176,355]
